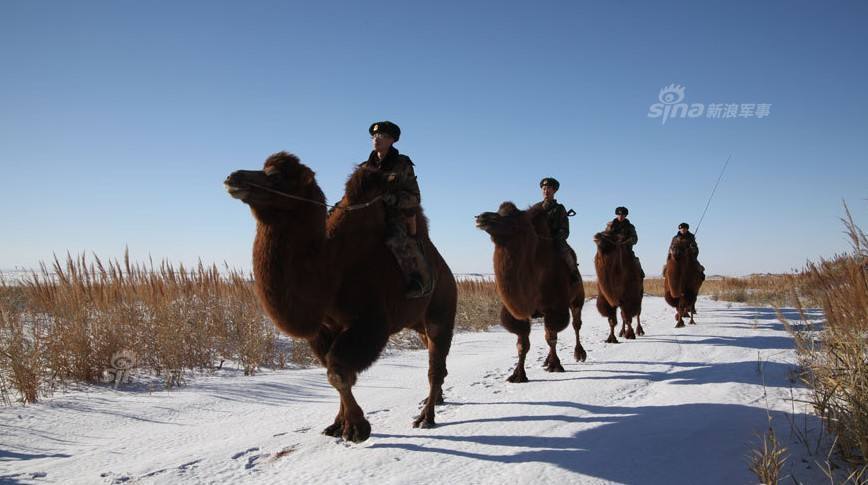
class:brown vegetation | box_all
[0,253,284,405]
[782,208,867,479]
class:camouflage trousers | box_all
[385,214,430,291]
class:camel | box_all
[593,231,644,343]
[475,202,586,383]
[224,152,457,443]
[663,237,705,327]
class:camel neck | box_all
[251,214,329,339]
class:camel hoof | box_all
[413,415,436,429]
[506,369,529,383]
[544,362,565,373]
[625,330,636,340]
[618,329,625,337]
[605,336,620,344]
[689,320,696,325]
[322,421,343,438]
[341,419,371,443]
[636,327,645,337]
[574,347,587,362]
[542,356,552,368]
[675,322,685,328]
[419,394,445,406]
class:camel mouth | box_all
[224,182,250,200]
[474,213,496,230]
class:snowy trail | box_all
[1,297,828,484]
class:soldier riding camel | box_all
[670,222,705,276]
[362,121,430,298]
[531,177,580,283]
[603,206,644,278]
[671,222,699,256]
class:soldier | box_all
[671,222,699,256]
[361,121,428,298]
[532,177,579,283]
[605,206,638,249]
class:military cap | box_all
[539,177,560,190]
[369,121,401,141]
[615,206,629,216]
[678,222,689,229]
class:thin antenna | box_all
[695,154,731,235]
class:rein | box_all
[247,183,384,211]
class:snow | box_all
[1,297,830,484]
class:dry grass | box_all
[749,426,789,484]
[782,207,868,479]
[0,252,290,404]
[455,277,502,331]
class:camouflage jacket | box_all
[605,218,638,246]
[361,147,420,216]
[532,199,569,241]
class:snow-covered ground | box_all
[1,297,830,484]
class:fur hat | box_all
[539,177,560,190]
[369,121,401,141]
[679,222,689,229]
[615,206,629,216]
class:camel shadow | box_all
[566,359,802,388]
[640,334,796,351]
[371,400,819,484]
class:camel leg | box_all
[675,304,686,328]
[621,309,636,340]
[687,293,698,325]
[309,327,346,437]
[635,313,645,336]
[619,320,626,338]
[570,296,586,362]
[322,324,389,443]
[500,306,530,383]
[597,297,619,344]
[414,315,454,429]
[542,308,569,373]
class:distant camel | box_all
[225,152,457,443]
[593,231,644,343]
[663,237,705,327]
[476,202,586,383]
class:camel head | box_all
[225,152,325,221]
[668,236,692,261]
[593,231,618,254]
[475,202,536,245]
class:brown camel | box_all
[663,237,705,327]
[475,202,586,383]
[224,152,457,443]
[593,231,644,343]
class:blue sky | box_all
[1,0,866,276]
